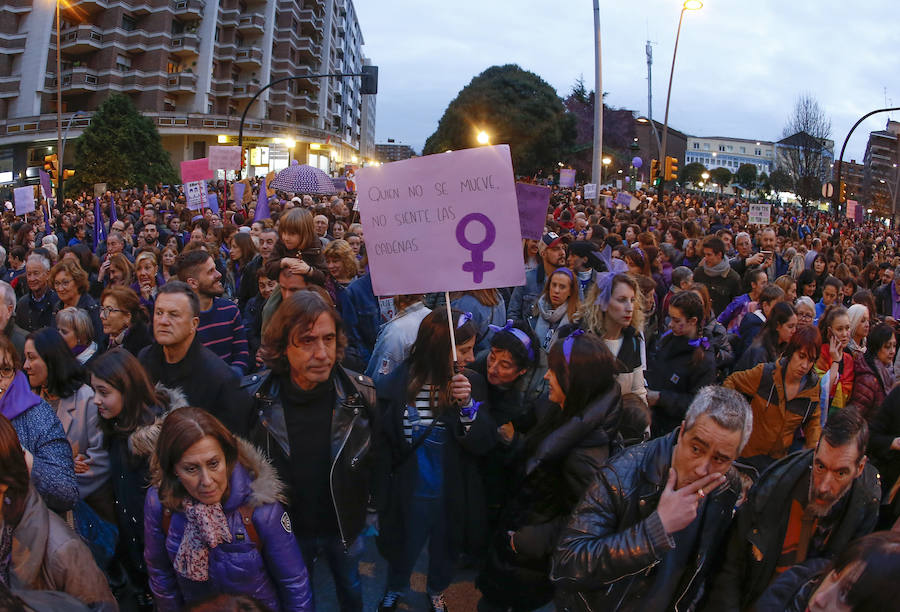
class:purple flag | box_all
[253,178,270,222]
[515,183,551,240]
[39,170,52,200]
[109,199,117,225]
[207,192,219,214]
[42,200,50,231]
[231,181,246,205]
[93,197,106,248]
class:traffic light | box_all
[650,159,660,185]
[839,181,847,203]
[664,156,679,181]
[241,147,248,170]
[360,64,378,95]
[43,154,59,180]
[63,169,75,179]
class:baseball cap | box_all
[541,232,563,249]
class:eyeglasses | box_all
[0,365,14,378]
[797,312,814,321]
[53,279,72,290]
[99,306,125,317]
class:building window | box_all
[693,142,699,149]
[755,148,762,156]
[208,101,214,113]
[167,60,182,74]
[164,98,176,111]
[739,146,746,153]
[171,20,184,35]
[116,54,131,71]
[704,143,710,150]
[122,15,136,31]
[727,145,733,152]
[719,145,726,151]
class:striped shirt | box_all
[403,384,477,444]
[197,297,250,375]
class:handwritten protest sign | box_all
[749,203,771,225]
[185,181,207,210]
[515,183,550,241]
[93,183,107,198]
[181,158,213,184]
[614,192,633,206]
[208,146,242,170]
[559,168,576,188]
[13,186,35,216]
[583,183,597,199]
[356,145,525,296]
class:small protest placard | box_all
[208,146,242,171]
[515,183,550,241]
[614,192,633,207]
[181,158,214,184]
[749,203,771,225]
[185,181,207,210]
[93,183,107,198]
[559,169,576,188]
[356,145,525,296]
[583,183,597,199]
[14,186,35,216]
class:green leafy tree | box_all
[709,167,732,192]
[756,172,771,199]
[423,65,576,176]
[679,162,707,185]
[769,169,794,193]
[735,163,758,189]
[67,94,177,195]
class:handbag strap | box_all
[393,418,441,471]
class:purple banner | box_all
[515,183,550,241]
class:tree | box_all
[68,94,177,195]
[780,94,832,208]
[709,167,732,192]
[423,65,576,177]
[735,163,758,190]
[679,162,707,185]
[769,169,794,193]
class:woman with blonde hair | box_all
[323,239,359,288]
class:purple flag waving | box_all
[93,197,107,248]
[253,178,270,222]
[42,200,50,231]
[39,170,52,200]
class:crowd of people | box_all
[0,179,900,612]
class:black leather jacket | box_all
[550,430,741,612]
[242,366,376,549]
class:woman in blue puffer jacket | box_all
[144,406,313,612]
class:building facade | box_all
[861,120,899,217]
[0,0,375,189]
[375,142,415,163]
[685,136,776,176]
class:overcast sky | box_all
[354,0,899,163]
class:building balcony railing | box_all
[234,46,263,67]
[166,72,197,91]
[232,82,261,98]
[298,8,325,32]
[171,0,204,19]
[60,25,103,54]
[295,38,321,60]
[218,5,239,26]
[0,37,26,54]
[171,33,200,57]
[237,13,265,35]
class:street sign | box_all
[822,182,834,199]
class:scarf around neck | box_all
[174,498,233,582]
[0,371,41,421]
[537,295,569,324]
[700,257,731,278]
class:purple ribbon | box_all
[562,329,584,364]
[460,400,481,420]
[488,320,535,361]
[457,312,473,329]
[553,267,575,281]
[688,336,710,350]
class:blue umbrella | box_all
[270,162,337,195]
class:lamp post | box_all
[701,171,709,196]
[476,130,490,145]
[602,156,611,185]
[659,0,702,186]
[591,0,603,207]
[56,0,62,198]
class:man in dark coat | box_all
[550,386,753,611]
[693,236,742,316]
[704,408,881,611]
[138,281,251,436]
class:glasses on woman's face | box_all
[0,364,14,379]
[54,278,72,290]
[99,306,125,318]
[797,312,814,322]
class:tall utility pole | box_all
[646,40,653,124]
[56,0,62,198]
[591,0,602,205]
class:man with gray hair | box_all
[551,386,753,611]
[0,280,26,357]
[15,252,57,332]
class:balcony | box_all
[295,94,317,115]
[234,45,263,67]
[237,13,265,36]
[166,72,197,91]
[295,39,320,61]
[0,77,19,99]
[0,36,26,55]
[54,68,101,93]
[171,33,199,57]
[298,9,324,34]
[219,6,239,26]
[60,25,103,54]
[171,0,204,19]
[232,82,260,98]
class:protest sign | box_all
[208,146,242,170]
[583,183,597,199]
[185,181,207,210]
[93,183,107,198]
[231,181,246,204]
[14,186,35,216]
[559,168,576,188]
[749,203,771,225]
[332,177,348,192]
[515,183,550,241]
[614,192,633,207]
[206,192,219,214]
[356,145,525,296]
[265,171,276,197]
[39,170,52,200]
[180,158,213,183]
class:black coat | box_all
[703,449,881,611]
[868,385,900,505]
[15,289,59,332]
[551,430,742,611]
[477,384,622,610]
[138,336,252,436]
[754,559,828,612]
[645,333,716,437]
[374,362,496,567]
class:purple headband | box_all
[488,320,535,361]
[457,312,473,329]
[562,329,584,364]
[593,257,629,307]
[553,267,575,281]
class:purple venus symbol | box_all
[456,213,496,283]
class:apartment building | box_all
[685,136,776,175]
[861,120,900,216]
[0,0,375,187]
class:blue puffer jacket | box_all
[144,438,313,612]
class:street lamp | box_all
[701,171,710,179]
[659,0,702,180]
[476,130,490,145]
[602,156,611,184]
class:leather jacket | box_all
[550,430,741,612]
[242,366,376,549]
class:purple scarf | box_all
[0,371,41,421]
[891,281,900,321]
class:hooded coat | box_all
[144,437,313,612]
